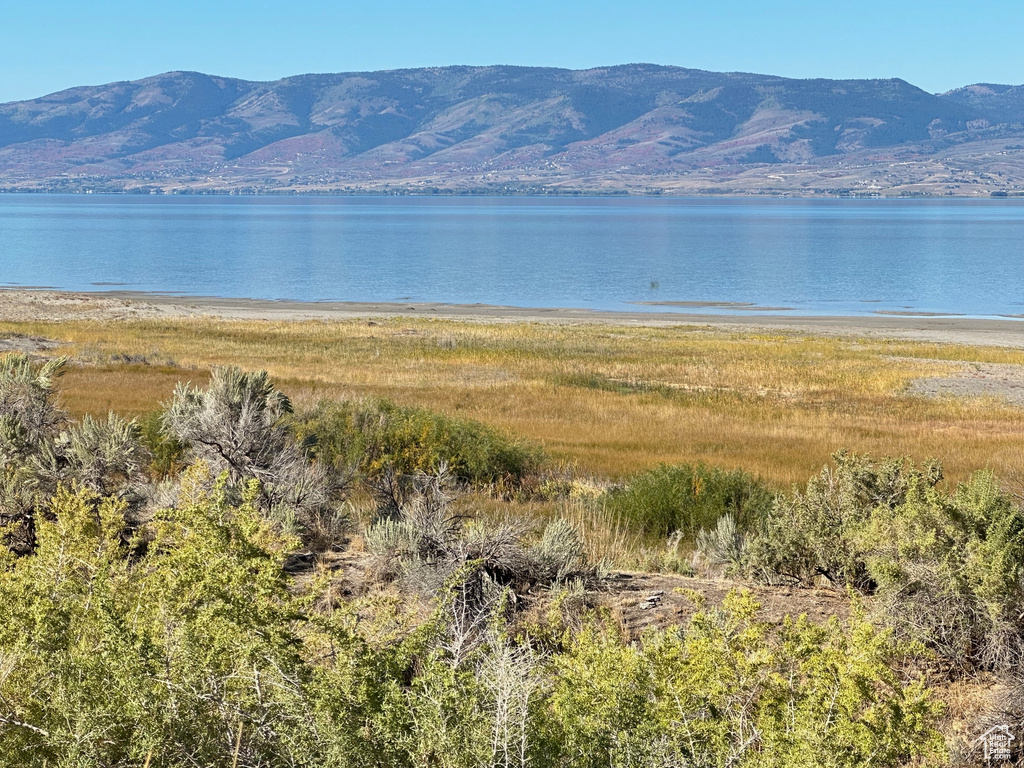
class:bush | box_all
[746,453,937,590]
[163,367,295,485]
[0,469,380,766]
[0,354,67,465]
[295,398,544,487]
[43,412,150,499]
[365,470,591,597]
[0,462,946,767]
[605,462,774,539]
[861,469,1024,670]
[0,354,68,553]
[538,591,944,768]
[0,354,151,553]
[695,513,748,574]
[531,517,587,584]
[746,452,1024,671]
[138,410,186,478]
[163,368,345,548]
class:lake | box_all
[2,194,1023,318]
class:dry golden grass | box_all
[57,364,210,416]
[5,316,1024,486]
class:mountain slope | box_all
[1,65,1023,195]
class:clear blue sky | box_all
[2,0,1022,103]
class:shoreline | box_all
[3,288,1024,348]
[3,189,1021,199]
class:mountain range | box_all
[1,64,1023,196]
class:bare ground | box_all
[322,548,849,638]
[907,360,1024,406]
[0,289,158,322]
[0,333,60,355]
[599,570,849,638]
[4,288,1024,349]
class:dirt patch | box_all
[0,334,61,355]
[908,361,1024,406]
[314,549,850,638]
[603,571,849,638]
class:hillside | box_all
[2,64,1024,195]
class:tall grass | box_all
[560,498,646,567]
[5,316,1024,485]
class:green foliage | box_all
[695,512,749,574]
[542,619,652,765]
[42,412,150,498]
[0,463,946,767]
[0,354,150,554]
[748,452,1024,670]
[0,355,970,764]
[0,353,67,466]
[755,610,943,768]
[605,462,774,538]
[0,354,69,550]
[0,467,379,766]
[861,469,1024,670]
[747,453,940,590]
[163,368,344,548]
[138,410,186,478]
[365,472,591,597]
[162,366,294,484]
[531,517,587,584]
[538,591,944,768]
[372,588,943,768]
[383,654,492,767]
[296,398,544,486]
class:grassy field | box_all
[4,315,1024,487]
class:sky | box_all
[2,0,1023,103]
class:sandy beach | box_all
[3,287,1024,349]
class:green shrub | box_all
[746,452,1024,671]
[0,468,379,766]
[538,591,944,768]
[605,462,774,539]
[0,353,67,465]
[695,512,748,574]
[746,453,939,590]
[162,368,346,550]
[0,354,152,554]
[0,462,946,767]
[296,398,544,486]
[364,472,592,597]
[137,410,186,478]
[861,469,1024,670]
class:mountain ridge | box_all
[2,64,1023,196]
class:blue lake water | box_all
[2,194,1024,317]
